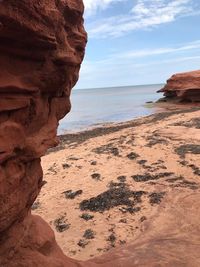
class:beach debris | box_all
[173,180,199,190]
[92,143,120,156]
[31,201,40,211]
[172,117,200,129]
[63,189,83,199]
[76,165,83,169]
[107,233,116,247]
[119,206,141,214]
[166,176,183,183]
[91,173,101,181]
[83,229,95,239]
[137,160,147,165]
[148,192,166,205]
[54,216,70,232]
[77,239,89,248]
[68,157,80,161]
[132,172,174,182]
[47,164,57,175]
[127,152,139,160]
[188,164,200,176]
[117,175,126,182]
[62,163,71,169]
[146,134,168,147]
[175,144,200,158]
[119,218,127,223]
[179,160,200,176]
[80,213,94,221]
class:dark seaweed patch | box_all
[54,216,70,232]
[127,152,139,160]
[173,179,199,190]
[31,201,40,211]
[172,118,200,129]
[149,192,166,205]
[146,134,169,147]
[92,143,119,156]
[91,173,101,181]
[80,213,94,221]
[83,229,95,239]
[80,183,146,213]
[137,160,147,165]
[47,108,198,153]
[175,144,200,158]
[62,163,71,169]
[132,172,174,182]
[117,176,126,182]
[63,190,83,199]
[77,239,89,248]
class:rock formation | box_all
[0,0,87,266]
[158,70,200,101]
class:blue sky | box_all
[75,0,200,89]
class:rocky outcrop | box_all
[158,70,200,101]
[0,0,87,266]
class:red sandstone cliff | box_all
[0,0,87,266]
[158,70,200,101]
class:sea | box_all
[58,84,164,134]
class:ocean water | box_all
[59,84,164,134]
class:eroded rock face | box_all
[0,0,86,265]
[158,70,200,101]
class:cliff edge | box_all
[0,1,87,266]
[158,70,200,101]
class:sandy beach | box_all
[33,106,200,261]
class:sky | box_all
[75,0,200,89]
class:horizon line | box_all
[74,82,165,91]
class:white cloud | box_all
[118,40,200,58]
[132,0,192,18]
[83,0,124,16]
[86,0,197,38]
[82,40,200,68]
[76,39,200,88]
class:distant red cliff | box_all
[158,70,200,101]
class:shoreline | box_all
[50,104,199,154]
[34,105,200,261]
[58,98,200,136]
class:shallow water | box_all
[59,84,164,134]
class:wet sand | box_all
[33,106,200,261]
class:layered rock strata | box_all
[0,0,86,266]
[158,70,200,101]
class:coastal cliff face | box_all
[0,0,87,266]
[159,70,200,101]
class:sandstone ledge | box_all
[158,70,200,102]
